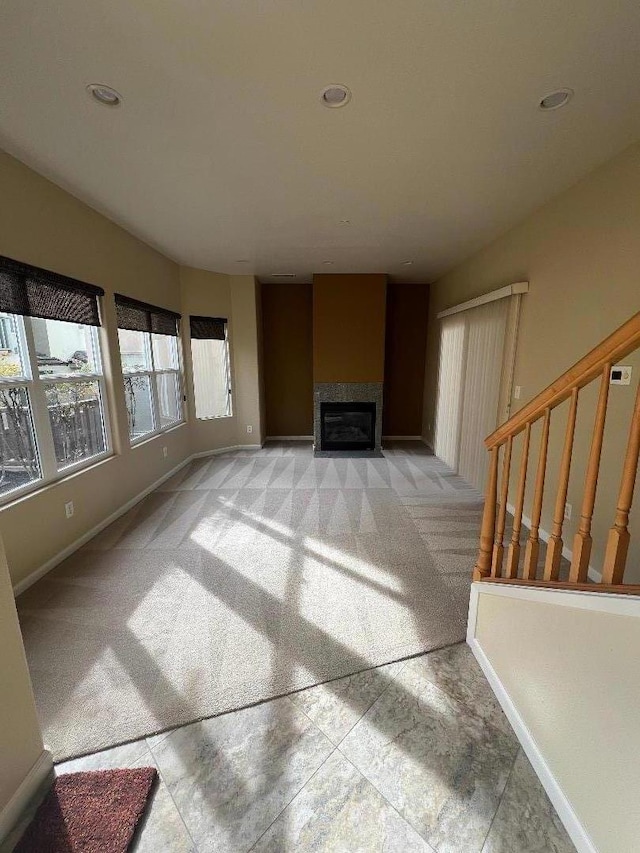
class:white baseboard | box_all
[13,443,265,597]
[265,436,313,441]
[506,502,601,583]
[12,456,194,596]
[191,443,263,459]
[382,435,424,441]
[0,749,53,844]
[468,636,597,853]
[467,581,639,852]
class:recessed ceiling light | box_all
[272,273,296,278]
[322,261,334,265]
[86,83,122,107]
[401,260,413,266]
[338,219,351,226]
[539,88,573,111]
[321,84,352,108]
[235,260,249,264]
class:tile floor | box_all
[6,643,576,853]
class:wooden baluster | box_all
[602,380,640,585]
[505,422,531,578]
[473,446,499,581]
[570,365,611,582]
[523,409,551,579]
[492,437,513,577]
[544,389,579,580]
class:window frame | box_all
[119,328,185,446]
[0,312,112,507]
[190,321,233,420]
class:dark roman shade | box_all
[189,316,227,340]
[115,294,180,336]
[0,254,104,326]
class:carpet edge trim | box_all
[52,639,466,764]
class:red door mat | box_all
[15,767,157,853]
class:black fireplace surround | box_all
[320,402,376,451]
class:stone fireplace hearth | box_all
[313,382,384,456]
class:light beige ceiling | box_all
[1,1,640,283]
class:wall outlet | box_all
[514,386,522,400]
[162,446,168,458]
[564,502,572,521]
[65,501,74,519]
[246,425,253,434]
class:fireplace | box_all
[320,402,376,451]
[313,382,384,456]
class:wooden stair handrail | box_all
[486,311,640,449]
[474,309,640,592]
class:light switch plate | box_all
[610,365,632,385]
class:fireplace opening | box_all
[320,401,376,451]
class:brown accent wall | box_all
[262,283,313,436]
[383,282,430,436]
[313,274,387,382]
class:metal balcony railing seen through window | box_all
[0,254,110,503]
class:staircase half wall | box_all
[467,581,640,853]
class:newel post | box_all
[474,446,499,580]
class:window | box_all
[190,316,232,419]
[115,295,183,443]
[0,254,108,502]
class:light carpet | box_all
[17,442,483,761]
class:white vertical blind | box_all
[434,293,517,494]
[434,313,466,470]
[457,299,509,491]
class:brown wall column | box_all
[383,282,430,436]
[262,283,313,436]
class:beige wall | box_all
[180,267,263,455]
[0,154,265,589]
[230,276,264,445]
[0,153,267,827]
[424,142,640,582]
[0,152,191,589]
[180,267,236,453]
[474,587,640,853]
[0,535,45,817]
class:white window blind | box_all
[434,286,524,493]
[434,314,466,470]
[189,316,232,419]
[457,298,509,491]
